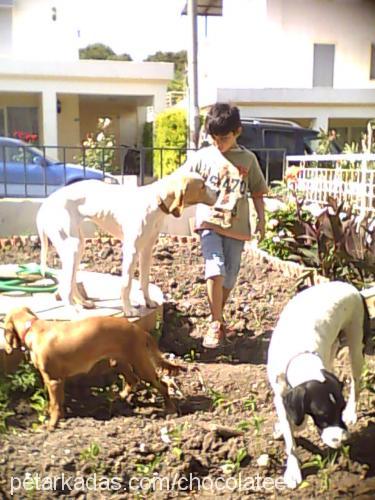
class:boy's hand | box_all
[255,219,265,241]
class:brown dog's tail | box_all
[146,335,187,375]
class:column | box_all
[311,113,329,132]
[42,89,58,159]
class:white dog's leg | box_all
[121,243,139,317]
[139,245,158,309]
[343,342,364,427]
[273,420,283,440]
[273,393,302,489]
[71,231,94,308]
[328,339,340,371]
[342,318,365,427]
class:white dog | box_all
[37,173,216,316]
[267,281,371,489]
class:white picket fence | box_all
[286,153,375,217]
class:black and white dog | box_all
[267,281,371,489]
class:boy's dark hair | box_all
[205,103,241,136]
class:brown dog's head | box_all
[168,173,217,218]
[3,307,37,354]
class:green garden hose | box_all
[0,263,58,293]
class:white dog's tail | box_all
[36,210,49,276]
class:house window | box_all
[371,44,375,79]
[7,107,39,138]
[313,43,335,87]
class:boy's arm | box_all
[253,195,266,241]
[247,152,267,241]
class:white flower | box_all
[268,218,279,229]
[103,117,111,129]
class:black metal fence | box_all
[0,142,286,198]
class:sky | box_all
[75,0,213,61]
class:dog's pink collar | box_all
[20,317,38,344]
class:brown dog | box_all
[3,307,186,428]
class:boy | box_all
[194,103,268,348]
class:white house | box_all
[198,0,375,145]
[0,0,173,160]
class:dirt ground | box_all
[0,235,374,499]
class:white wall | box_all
[199,0,375,98]
[268,0,375,89]
[11,0,79,61]
[0,5,12,57]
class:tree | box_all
[79,43,132,61]
[144,50,187,92]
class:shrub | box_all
[153,109,188,178]
[260,195,375,289]
[75,118,119,173]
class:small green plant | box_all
[169,422,187,460]
[8,361,41,393]
[236,420,251,432]
[243,394,257,412]
[91,383,119,417]
[80,442,101,462]
[341,444,351,460]
[221,448,248,475]
[135,454,162,476]
[0,377,12,433]
[251,414,265,435]
[79,442,104,473]
[30,388,49,424]
[0,361,44,432]
[208,388,227,408]
[361,364,375,393]
[183,348,199,363]
[301,449,340,492]
[151,312,163,342]
[0,399,14,434]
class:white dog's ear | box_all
[284,385,307,426]
[169,183,185,218]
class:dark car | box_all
[0,137,118,198]
[237,118,319,184]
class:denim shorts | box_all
[200,229,245,289]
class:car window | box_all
[239,125,258,147]
[263,130,303,155]
[4,146,38,164]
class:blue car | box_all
[0,137,118,198]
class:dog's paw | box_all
[145,298,158,309]
[343,406,357,426]
[123,305,140,317]
[284,456,302,489]
[273,422,283,440]
[47,421,58,431]
[78,299,95,309]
